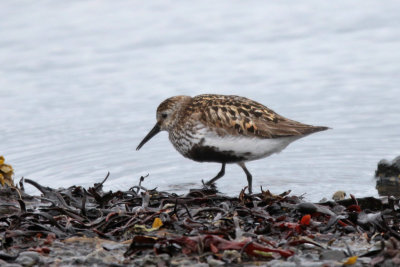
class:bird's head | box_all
[136,95,191,150]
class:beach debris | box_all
[0,172,399,266]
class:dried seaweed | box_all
[0,174,399,266]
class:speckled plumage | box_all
[137,94,329,193]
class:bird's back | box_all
[182,94,328,139]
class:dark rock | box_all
[296,202,317,214]
[337,197,383,211]
[375,157,400,178]
[376,155,400,195]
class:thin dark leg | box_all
[238,162,252,194]
[205,163,226,185]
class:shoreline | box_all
[1,174,399,266]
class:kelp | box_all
[0,173,399,266]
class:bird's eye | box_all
[161,113,168,119]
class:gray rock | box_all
[157,253,171,262]
[319,249,346,261]
[71,256,86,264]
[142,254,158,266]
[268,260,296,267]
[2,264,23,267]
[18,252,40,260]
[381,259,395,267]
[15,256,37,267]
[296,202,317,214]
[102,242,125,251]
[15,252,40,267]
[222,249,241,263]
[0,258,22,267]
[171,259,199,267]
[303,262,332,267]
[54,250,76,257]
[51,241,66,248]
[84,256,106,265]
[207,256,225,267]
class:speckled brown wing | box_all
[189,94,328,139]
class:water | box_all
[1,1,400,201]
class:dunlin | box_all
[137,94,328,193]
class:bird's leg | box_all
[205,163,226,185]
[238,162,253,194]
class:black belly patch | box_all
[187,145,246,163]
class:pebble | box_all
[0,259,22,267]
[15,252,40,267]
[332,191,347,201]
[268,260,297,267]
[54,250,76,257]
[86,256,108,265]
[222,250,241,263]
[157,253,171,262]
[296,202,317,214]
[171,259,200,267]
[71,256,86,264]
[207,256,225,267]
[102,242,126,251]
[319,249,346,261]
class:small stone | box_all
[102,242,125,251]
[296,202,317,214]
[381,259,395,267]
[332,191,346,201]
[376,157,400,177]
[319,197,328,202]
[222,250,241,263]
[71,256,86,264]
[16,256,36,267]
[0,259,22,267]
[142,254,157,266]
[84,256,106,265]
[207,256,225,267]
[393,155,400,168]
[268,260,296,267]
[320,249,346,261]
[171,259,198,267]
[51,241,65,248]
[157,253,171,262]
[2,264,23,267]
[16,252,40,267]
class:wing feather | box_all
[188,94,327,139]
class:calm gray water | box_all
[1,1,400,201]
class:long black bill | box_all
[136,123,161,150]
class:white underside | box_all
[199,129,302,162]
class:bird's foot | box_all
[201,179,218,192]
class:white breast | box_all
[199,128,302,161]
